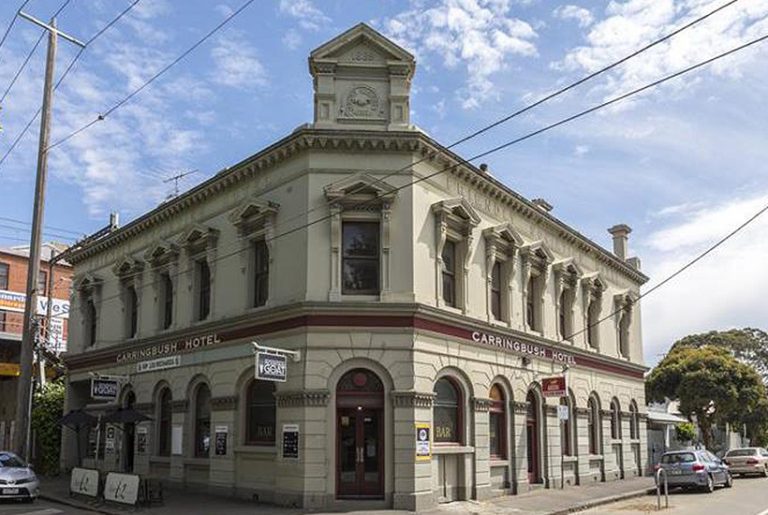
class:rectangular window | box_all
[489,411,505,458]
[162,274,173,330]
[197,260,211,321]
[490,261,501,320]
[38,270,48,296]
[86,299,97,347]
[253,240,269,307]
[526,277,536,330]
[127,286,138,338]
[341,222,380,295]
[0,311,6,332]
[0,263,8,290]
[441,240,456,307]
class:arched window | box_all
[434,377,461,444]
[610,399,621,440]
[157,388,172,456]
[194,383,211,457]
[489,384,505,458]
[629,402,639,440]
[560,395,574,457]
[490,262,502,321]
[245,380,276,445]
[588,396,600,455]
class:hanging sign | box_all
[415,423,431,461]
[256,352,287,382]
[282,424,299,459]
[91,377,119,400]
[215,425,228,456]
[541,376,567,398]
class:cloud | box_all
[554,0,768,101]
[282,29,302,50]
[278,0,331,31]
[209,31,268,89]
[382,0,538,109]
[640,192,768,365]
[553,4,594,27]
[573,144,589,157]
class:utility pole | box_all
[13,13,84,460]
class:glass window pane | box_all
[434,378,460,443]
[246,380,276,445]
[0,263,8,290]
[441,241,455,274]
[254,240,269,307]
[343,223,379,257]
[342,223,380,294]
[343,259,379,294]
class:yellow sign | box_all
[0,362,20,377]
[415,423,431,461]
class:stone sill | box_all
[233,445,278,455]
[562,456,578,464]
[490,459,509,467]
[148,456,171,464]
[587,454,604,462]
[433,445,475,455]
[183,457,211,466]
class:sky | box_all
[0,0,767,368]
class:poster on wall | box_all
[415,423,431,461]
[171,425,183,455]
[282,424,299,459]
[136,426,148,454]
[105,426,116,453]
[214,426,228,456]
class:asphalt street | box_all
[0,499,92,515]
[584,476,768,515]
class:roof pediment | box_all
[309,23,414,67]
[229,199,279,224]
[325,172,397,204]
[73,273,102,292]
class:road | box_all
[584,476,768,514]
[0,499,92,515]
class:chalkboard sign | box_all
[282,424,299,459]
[136,426,147,454]
[214,426,228,456]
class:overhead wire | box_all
[0,0,32,59]
[88,30,768,336]
[0,0,143,169]
[0,215,85,236]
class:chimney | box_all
[109,211,120,231]
[608,224,632,260]
[531,198,553,213]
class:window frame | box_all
[126,285,138,338]
[588,397,600,455]
[341,220,381,296]
[433,377,463,445]
[86,298,97,347]
[489,384,506,459]
[0,311,6,332]
[560,396,574,457]
[441,239,457,307]
[610,399,621,440]
[490,261,502,321]
[161,273,173,330]
[0,262,8,290]
[156,387,172,456]
[196,259,211,321]
[252,239,270,307]
[38,270,48,296]
[244,379,276,446]
[193,383,211,458]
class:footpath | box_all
[40,476,655,515]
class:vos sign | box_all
[91,378,120,400]
[256,352,287,382]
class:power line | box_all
[45,0,256,152]
[0,0,142,169]
[0,215,85,235]
[0,224,77,242]
[87,31,768,324]
[247,0,743,247]
[0,0,32,58]
[0,0,72,104]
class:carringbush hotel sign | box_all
[116,333,222,364]
[470,331,576,365]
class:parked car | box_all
[0,452,39,503]
[656,449,732,493]
[723,447,768,477]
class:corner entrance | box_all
[336,369,384,499]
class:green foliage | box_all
[31,379,65,475]
[647,345,767,449]
[675,422,696,442]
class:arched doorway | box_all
[336,368,384,499]
[122,390,136,472]
[526,390,542,484]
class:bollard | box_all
[655,468,669,510]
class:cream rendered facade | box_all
[61,24,649,511]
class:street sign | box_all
[256,352,287,382]
[541,376,567,398]
[90,377,119,400]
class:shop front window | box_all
[245,380,276,445]
[434,377,461,444]
[194,384,211,457]
[489,384,505,458]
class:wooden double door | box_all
[337,408,383,498]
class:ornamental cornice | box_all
[170,400,189,413]
[276,389,330,407]
[544,405,559,416]
[473,397,493,412]
[210,395,238,411]
[512,401,529,415]
[575,407,590,417]
[391,391,435,408]
[63,127,648,284]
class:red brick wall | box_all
[0,251,72,337]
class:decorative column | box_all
[601,409,619,481]
[512,401,529,493]
[544,403,561,488]
[328,204,342,301]
[473,397,492,500]
[169,399,189,483]
[391,391,435,511]
[208,395,238,494]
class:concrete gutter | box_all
[546,487,657,514]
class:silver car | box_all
[0,452,39,502]
[723,447,768,477]
[656,450,732,493]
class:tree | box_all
[31,379,65,475]
[672,328,768,385]
[675,422,696,443]
[646,345,767,449]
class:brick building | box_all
[0,242,72,449]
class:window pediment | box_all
[432,198,481,231]
[614,290,634,311]
[483,223,523,258]
[324,172,397,210]
[521,241,554,272]
[229,199,279,235]
[112,257,144,279]
[553,258,583,287]
[73,273,102,293]
[143,242,179,266]
[581,272,607,296]
[178,225,219,253]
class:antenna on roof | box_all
[163,169,199,199]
